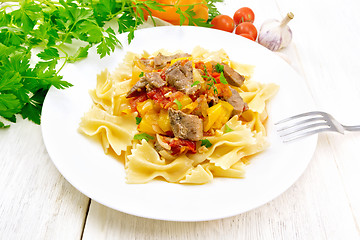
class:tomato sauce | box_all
[147,86,177,108]
[168,138,197,155]
[129,92,148,112]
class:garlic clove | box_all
[258,12,294,51]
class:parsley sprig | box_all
[175,3,210,27]
[191,80,200,87]
[214,63,228,84]
[200,139,212,148]
[214,63,224,73]
[135,116,142,125]
[173,99,182,109]
[206,0,224,23]
[0,0,220,128]
[133,133,154,141]
[224,124,234,133]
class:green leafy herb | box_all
[37,47,59,61]
[224,124,234,133]
[200,139,212,148]
[191,80,200,87]
[0,122,10,129]
[173,99,182,109]
[133,133,154,141]
[202,64,218,94]
[139,72,144,78]
[214,63,224,73]
[68,45,91,63]
[206,0,224,23]
[135,117,142,125]
[219,72,228,84]
[0,0,220,128]
[214,63,228,85]
[177,5,212,27]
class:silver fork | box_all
[275,111,360,142]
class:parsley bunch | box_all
[0,0,222,128]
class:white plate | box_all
[41,26,317,222]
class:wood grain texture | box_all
[1,0,360,239]
[275,0,360,234]
[0,119,89,240]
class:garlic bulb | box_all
[258,12,294,51]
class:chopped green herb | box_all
[139,72,144,78]
[200,139,212,148]
[213,86,219,94]
[219,72,228,84]
[0,122,10,129]
[203,64,210,75]
[215,63,224,73]
[224,124,234,133]
[202,64,218,95]
[206,0,224,23]
[191,81,200,87]
[133,133,154,141]
[173,99,182,109]
[135,117,142,125]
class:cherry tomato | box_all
[238,33,255,41]
[235,22,258,40]
[233,7,255,25]
[211,15,235,33]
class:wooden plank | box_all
[0,119,89,240]
[274,0,360,233]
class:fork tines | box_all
[275,111,337,142]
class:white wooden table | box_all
[1,0,360,239]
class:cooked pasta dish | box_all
[79,47,278,184]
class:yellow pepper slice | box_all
[136,99,155,116]
[157,109,171,132]
[169,57,195,68]
[204,101,234,132]
[138,113,158,134]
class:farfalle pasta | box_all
[79,46,278,184]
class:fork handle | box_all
[343,125,360,131]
